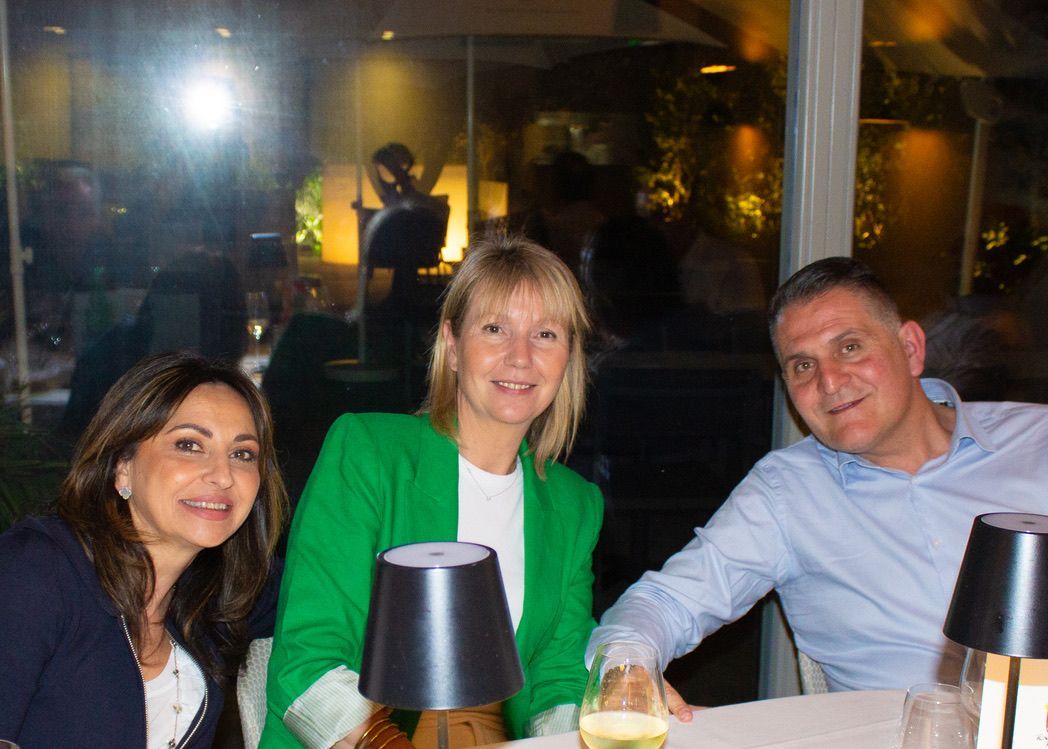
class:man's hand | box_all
[665,680,705,722]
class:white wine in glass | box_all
[245,291,270,344]
[244,291,270,377]
[580,642,669,749]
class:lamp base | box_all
[1001,656,1020,749]
[438,710,450,749]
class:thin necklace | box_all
[461,458,521,501]
[168,637,182,748]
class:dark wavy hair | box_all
[57,352,287,682]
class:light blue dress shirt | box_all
[590,379,1048,691]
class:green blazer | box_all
[262,413,603,748]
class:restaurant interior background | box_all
[1,0,1046,736]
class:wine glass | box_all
[580,641,670,749]
[893,683,974,749]
[245,291,270,377]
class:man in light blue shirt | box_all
[589,257,1048,701]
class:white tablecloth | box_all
[487,690,906,749]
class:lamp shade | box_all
[359,541,524,711]
[944,513,1048,658]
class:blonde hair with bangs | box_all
[421,235,590,477]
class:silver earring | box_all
[118,486,132,500]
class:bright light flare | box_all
[182,79,234,131]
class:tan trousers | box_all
[411,702,507,749]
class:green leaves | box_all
[295,170,324,256]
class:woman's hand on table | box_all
[665,679,706,722]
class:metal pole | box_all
[437,710,450,749]
[354,51,368,362]
[0,0,31,423]
[466,35,477,246]
[959,119,989,296]
[1001,656,1021,749]
[764,0,863,700]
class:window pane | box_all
[859,1,1048,403]
[1,0,789,709]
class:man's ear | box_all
[898,320,927,377]
[443,320,458,373]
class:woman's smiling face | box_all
[115,382,261,567]
[446,284,571,446]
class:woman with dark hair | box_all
[262,235,603,749]
[0,352,287,748]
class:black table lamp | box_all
[360,541,524,749]
[943,512,1048,749]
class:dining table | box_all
[484,689,906,749]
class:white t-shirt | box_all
[456,454,525,631]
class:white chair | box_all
[238,637,273,749]
[797,650,828,695]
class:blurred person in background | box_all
[62,250,246,441]
[525,150,605,276]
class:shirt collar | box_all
[825,377,996,480]
[919,377,997,455]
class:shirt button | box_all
[931,538,941,548]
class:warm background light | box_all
[320,164,507,266]
[877,126,969,316]
[432,165,508,263]
[320,165,380,266]
[14,49,71,158]
[729,125,770,177]
[900,0,953,42]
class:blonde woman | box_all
[263,236,603,749]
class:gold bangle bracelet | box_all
[356,711,395,749]
[362,723,398,749]
[371,729,407,749]
[357,723,387,749]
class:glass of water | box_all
[894,683,974,749]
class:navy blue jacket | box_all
[0,516,278,748]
